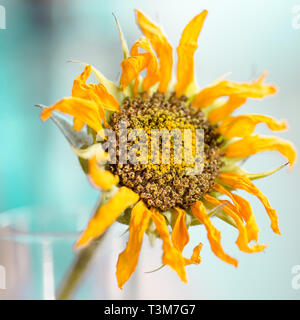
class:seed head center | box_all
[110,92,223,211]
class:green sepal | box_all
[78,156,89,174]
[247,162,288,181]
[112,13,130,60]
[36,105,93,149]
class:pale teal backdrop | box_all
[0,0,300,299]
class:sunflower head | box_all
[39,9,297,289]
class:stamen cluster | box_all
[109,92,223,211]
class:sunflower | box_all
[40,9,296,289]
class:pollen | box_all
[109,92,223,211]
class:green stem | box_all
[56,189,117,300]
[56,233,106,300]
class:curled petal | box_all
[70,60,122,102]
[184,243,203,266]
[73,80,96,132]
[219,171,280,234]
[151,209,187,282]
[120,55,148,89]
[231,193,260,243]
[193,74,276,109]
[40,97,102,133]
[72,65,120,113]
[75,187,139,248]
[89,156,119,190]
[136,10,173,93]
[213,182,241,211]
[208,96,246,124]
[116,201,151,289]
[171,208,190,252]
[91,84,120,112]
[175,10,208,97]
[225,135,297,167]
[131,38,160,93]
[214,183,259,242]
[120,38,160,94]
[72,65,92,98]
[191,201,238,267]
[205,195,266,253]
[218,114,288,138]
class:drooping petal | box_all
[151,209,187,282]
[136,10,173,93]
[213,182,240,210]
[218,171,280,234]
[175,10,208,97]
[218,114,288,138]
[193,74,276,109]
[214,183,259,242]
[204,194,266,253]
[231,193,260,242]
[184,243,203,266]
[171,208,190,252]
[208,96,246,124]
[225,135,297,167]
[191,201,238,267]
[116,201,151,289]
[88,156,119,190]
[40,97,103,133]
[75,187,139,248]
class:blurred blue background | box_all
[0,0,300,299]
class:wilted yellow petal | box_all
[231,193,260,242]
[175,10,208,97]
[75,187,139,248]
[116,201,151,289]
[120,55,148,89]
[73,118,85,131]
[72,65,92,98]
[218,114,288,138]
[91,83,120,112]
[88,156,119,190]
[72,65,120,114]
[208,96,246,124]
[193,73,276,109]
[136,10,173,93]
[214,183,259,242]
[70,60,122,102]
[219,171,280,234]
[40,97,103,133]
[205,194,266,253]
[171,208,190,252]
[184,243,203,266]
[151,209,187,282]
[132,38,160,93]
[120,38,160,95]
[191,201,238,267]
[225,135,297,167]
